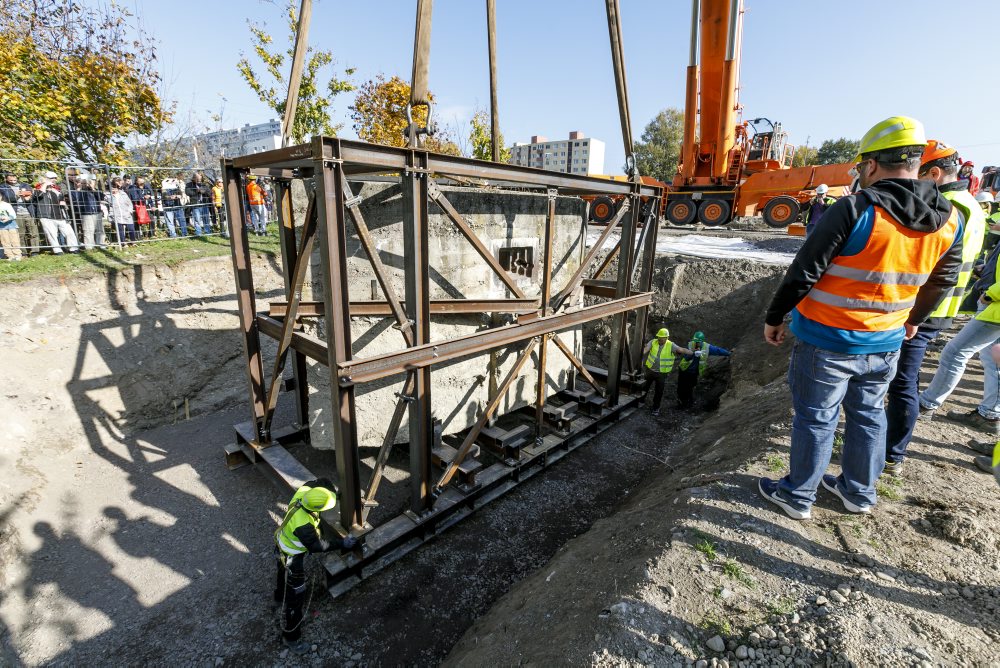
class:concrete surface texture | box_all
[306,181,585,450]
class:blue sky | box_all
[126,0,999,173]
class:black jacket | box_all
[185,179,212,205]
[765,178,963,328]
[30,187,66,219]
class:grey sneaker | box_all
[973,455,994,474]
[758,477,811,520]
[882,460,904,478]
[966,439,996,456]
[943,408,1000,436]
[916,405,937,421]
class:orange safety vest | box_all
[246,182,265,206]
[796,205,960,332]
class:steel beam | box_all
[337,293,652,385]
[535,192,556,436]
[552,332,603,395]
[551,200,629,310]
[222,159,268,440]
[313,138,363,531]
[362,373,414,524]
[274,181,311,430]
[268,298,539,318]
[606,193,640,405]
[403,149,435,514]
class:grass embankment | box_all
[0,228,281,283]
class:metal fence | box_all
[0,157,279,257]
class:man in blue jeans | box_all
[759,116,963,520]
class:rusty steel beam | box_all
[222,159,268,440]
[261,194,317,441]
[342,175,414,346]
[606,195,640,405]
[337,293,652,385]
[551,200,630,310]
[552,332,604,395]
[268,298,539,318]
[274,181,310,430]
[362,372,414,524]
[258,315,326,363]
[427,179,527,299]
[535,192,556,436]
[582,279,618,299]
[592,239,621,280]
[436,337,539,490]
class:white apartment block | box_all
[195,119,282,158]
[509,131,606,175]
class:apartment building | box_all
[509,131,606,175]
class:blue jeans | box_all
[164,207,186,237]
[778,341,899,510]
[249,204,267,233]
[920,315,1000,419]
[884,327,939,464]
[189,205,209,235]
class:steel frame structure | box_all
[222,136,661,595]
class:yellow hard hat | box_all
[854,116,926,162]
[656,328,669,338]
[302,487,336,512]
[247,174,258,181]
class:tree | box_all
[815,138,860,165]
[791,145,818,168]
[350,74,460,155]
[468,110,511,162]
[237,0,355,144]
[634,108,684,182]
[0,0,169,164]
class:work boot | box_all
[943,408,1000,436]
[916,404,936,421]
[973,455,994,474]
[966,439,996,456]
[283,638,311,656]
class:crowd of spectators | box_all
[0,168,275,259]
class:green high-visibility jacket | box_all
[275,485,322,556]
[645,339,676,373]
[678,340,708,376]
[929,188,985,319]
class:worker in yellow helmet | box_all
[273,478,356,654]
[642,327,693,417]
[760,116,962,520]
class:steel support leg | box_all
[313,139,363,531]
[275,181,311,430]
[606,192,639,406]
[404,150,434,514]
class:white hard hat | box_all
[815,184,829,195]
[43,171,58,179]
[975,191,994,203]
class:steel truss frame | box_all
[222,136,661,596]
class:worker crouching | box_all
[676,331,731,409]
[642,328,693,416]
[274,479,357,654]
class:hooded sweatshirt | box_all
[765,178,963,354]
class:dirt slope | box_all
[446,327,1000,667]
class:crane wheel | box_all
[590,196,617,224]
[697,199,731,227]
[762,196,800,228]
[666,199,697,225]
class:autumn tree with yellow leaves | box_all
[350,74,461,156]
[0,0,168,164]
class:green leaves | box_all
[634,108,684,182]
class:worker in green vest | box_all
[642,327,693,416]
[676,331,731,409]
[274,479,356,654]
[882,140,985,477]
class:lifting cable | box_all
[407,0,434,148]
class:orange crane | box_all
[666,0,853,227]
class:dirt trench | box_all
[0,248,790,666]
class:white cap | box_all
[44,171,58,179]
[815,184,829,195]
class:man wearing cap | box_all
[804,184,837,238]
[759,116,962,520]
[31,171,78,254]
[676,331,731,409]
[273,478,356,654]
[882,141,985,476]
[0,172,39,256]
[641,328,693,417]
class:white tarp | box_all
[587,230,795,266]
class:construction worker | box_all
[760,116,962,520]
[246,174,268,235]
[642,327,693,417]
[676,331,731,409]
[976,191,1000,260]
[882,141,985,477]
[274,479,356,654]
[959,160,979,194]
[804,184,837,238]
